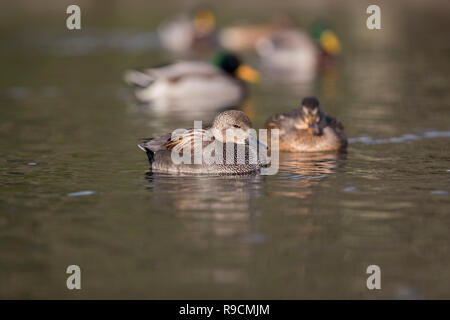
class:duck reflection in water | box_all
[272,151,347,199]
[144,173,264,220]
[143,172,266,286]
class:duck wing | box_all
[138,134,172,153]
[163,127,212,153]
[324,114,347,147]
[138,127,212,154]
[162,61,220,77]
[124,61,221,88]
[324,114,344,131]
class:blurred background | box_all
[0,0,449,299]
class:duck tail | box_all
[138,142,154,164]
[124,70,155,88]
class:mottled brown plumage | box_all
[264,97,347,152]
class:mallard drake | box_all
[158,9,216,53]
[264,97,347,152]
[138,110,267,174]
[123,52,260,104]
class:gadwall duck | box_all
[138,110,267,174]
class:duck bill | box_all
[236,65,260,83]
[193,10,216,34]
[320,30,341,55]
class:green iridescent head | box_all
[211,52,260,83]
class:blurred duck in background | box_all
[264,97,347,152]
[256,29,319,79]
[219,13,292,52]
[158,8,217,53]
[123,52,260,110]
[256,22,341,79]
[219,14,341,82]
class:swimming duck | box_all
[124,52,260,104]
[138,110,267,174]
[158,8,216,53]
[264,97,347,152]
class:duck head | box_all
[298,97,324,136]
[212,52,260,83]
[211,110,267,149]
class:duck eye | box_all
[233,125,241,128]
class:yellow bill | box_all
[320,30,341,55]
[193,10,216,34]
[236,64,260,83]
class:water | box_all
[0,1,449,299]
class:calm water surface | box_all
[0,1,449,298]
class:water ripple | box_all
[349,130,450,145]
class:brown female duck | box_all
[264,97,347,152]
